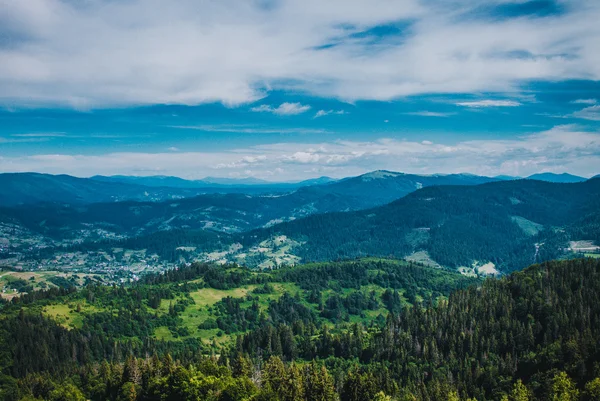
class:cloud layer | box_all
[1,0,600,107]
[456,100,522,108]
[1,125,598,179]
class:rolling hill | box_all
[0,173,218,206]
[293,170,502,208]
[0,170,504,240]
[3,172,599,273]
[237,178,600,272]
[0,170,496,208]
[526,172,587,183]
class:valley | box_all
[1,172,599,292]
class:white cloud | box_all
[250,102,311,116]
[11,132,66,137]
[571,99,597,105]
[171,124,326,135]
[314,109,348,118]
[1,0,600,107]
[456,100,522,108]
[571,105,600,121]
[1,125,598,179]
[406,111,455,117]
[167,147,179,152]
[215,155,268,169]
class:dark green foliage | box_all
[4,279,33,293]
[142,262,255,289]
[47,276,77,290]
[213,297,261,334]
[273,259,476,295]
[1,258,600,401]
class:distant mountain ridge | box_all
[293,170,503,208]
[0,170,505,207]
[3,173,599,273]
[0,172,211,206]
[0,170,531,252]
[0,170,595,211]
[91,174,337,189]
[0,170,506,239]
[526,172,587,183]
[0,173,336,207]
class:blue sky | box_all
[1,0,599,180]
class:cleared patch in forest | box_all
[511,216,543,236]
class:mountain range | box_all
[526,172,587,183]
[1,170,598,274]
[0,171,590,208]
[237,178,600,271]
[0,171,504,240]
[90,174,337,189]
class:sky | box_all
[1,0,600,180]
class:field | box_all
[152,282,303,343]
[0,269,103,300]
[42,302,102,329]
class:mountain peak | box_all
[360,170,405,181]
[527,172,586,183]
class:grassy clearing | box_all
[0,270,103,299]
[189,286,256,306]
[42,302,101,329]
[154,326,177,341]
[152,282,304,343]
[154,285,260,342]
[404,251,441,268]
[511,216,543,236]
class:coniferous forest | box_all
[1,258,599,400]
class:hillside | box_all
[527,172,587,183]
[0,171,503,242]
[3,173,599,273]
[0,173,338,208]
[6,177,598,273]
[293,170,501,208]
[0,188,369,241]
[238,178,600,272]
[0,170,499,208]
[0,173,218,206]
[1,258,599,400]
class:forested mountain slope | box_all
[293,170,501,208]
[242,178,600,271]
[0,189,370,240]
[0,172,217,206]
[0,171,503,239]
[0,170,498,208]
[0,258,599,400]
[526,172,587,183]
